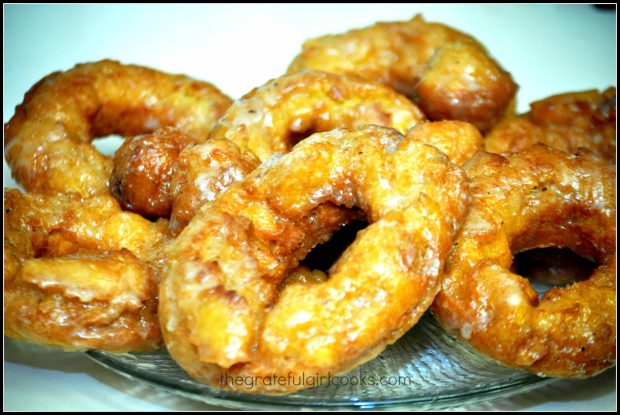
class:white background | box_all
[3,4,617,411]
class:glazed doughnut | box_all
[4,188,167,352]
[168,139,260,233]
[159,126,468,393]
[208,70,426,161]
[431,145,616,377]
[405,120,483,166]
[4,60,232,196]
[109,70,424,221]
[485,87,616,160]
[288,15,517,132]
[110,131,259,228]
[112,121,479,230]
[110,127,199,218]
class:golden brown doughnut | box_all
[208,70,426,161]
[4,60,231,196]
[4,188,168,352]
[159,126,468,393]
[288,15,517,132]
[485,87,616,160]
[431,145,616,378]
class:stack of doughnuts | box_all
[4,15,615,394]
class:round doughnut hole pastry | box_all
[159,126,469,394]
[4,60,232,196]
[431,145,616,378]
[110,127,198,218]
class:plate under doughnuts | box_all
[86,314,552,410]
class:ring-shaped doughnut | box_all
[208,70,426,161]
[159,126,468,393]
[288,15,517,132]
[431,145,616,377]
[4,189,167,352]
[4,60,231,196]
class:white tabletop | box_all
[3,4,617,411]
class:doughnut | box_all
[4,60,232,196]
[405,120,483,166]
[109,130,259,228]
[288,15,517,132]
[110,127,198,218]
[485,87,616,160]
[111,121,479,231]
[4,188,168,352]
[159,126,468,393]
[208,70,426,161]
[109,70,424,220]
[431,145,616,377]
[168,139,260,233]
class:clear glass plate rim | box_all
[85,349,552,409]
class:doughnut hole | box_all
[110,128,196,218]
[506,201,613,305]
[300,217,368,273]
[512,247,597,298]
[91,134,125,157]
[286,128,318,150]
[280,215,366,290]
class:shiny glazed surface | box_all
[209,70,426,161]
[405,120,483,166]
[432,145,616,377]
[159,126,469,394]
[169,139,260,233]
[110,127,198,218]
[485,88,616,160]
[4,60,232,196]
[288,15,517,132]
[4,189,168,352]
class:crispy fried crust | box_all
[209,70,426,161]
[4,60,232,196]
[159,126,468,393]
[431,145,616,377]
[110,132,260,229]
[288,15,517,132]
[109,70,426,222]
[4,189,168,352]
[406,120,483,166]
[110,128,198,218]
[485,88,616,160]
[169,139,260,233]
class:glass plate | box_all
[86,313,552,410]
